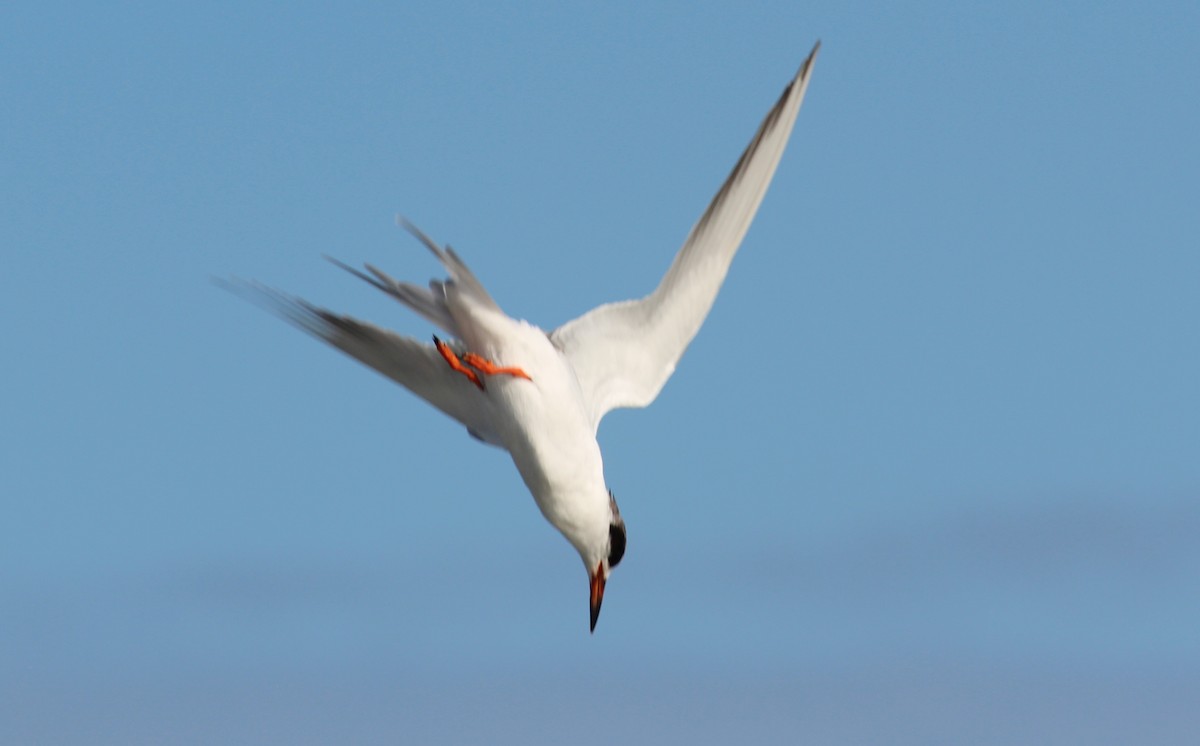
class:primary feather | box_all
[551,43,819,431]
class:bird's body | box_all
[472,316,610,556]
[228,43,819,631]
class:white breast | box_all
[479,315,609,544]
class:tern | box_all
[229,43,818,632]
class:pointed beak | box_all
[589,563,606,633]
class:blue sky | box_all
[3,1,1198,743]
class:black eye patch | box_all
[608,522,627,569]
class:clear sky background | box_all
[3,1,1198,743]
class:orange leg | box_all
[433,336,485,390]
[461,352,532,382]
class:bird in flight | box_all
[228,43,818,632]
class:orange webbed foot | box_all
[461,352,533,382]
[433,336,485,390]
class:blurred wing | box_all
[224,280,502,447]
[551,43,819,430]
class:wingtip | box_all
[210,274,237,292]
[212,274,266,302]
[215,275,314,326]
[799,40,820,79]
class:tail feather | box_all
[395,282,457,333]
[397,217,501,312]
[323,219,497,338]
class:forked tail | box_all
[325,218,503,338]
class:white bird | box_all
[229,43,818,632]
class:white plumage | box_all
[227,43,819,631]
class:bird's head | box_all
[583,491,626,633]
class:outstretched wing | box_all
[223,280,502,447]
[550,43,819,431]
